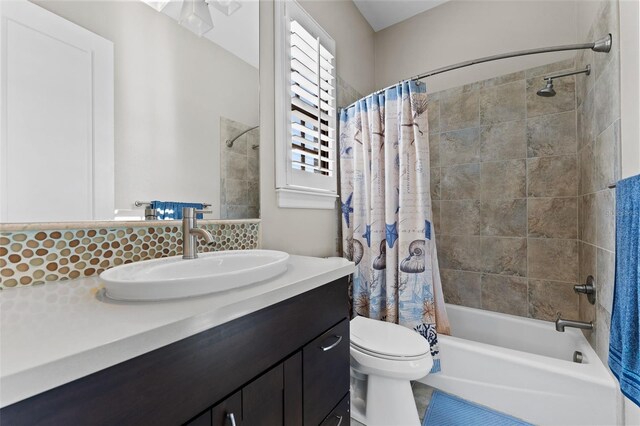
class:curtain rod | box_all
[342,34,612,111]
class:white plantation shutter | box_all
[289,20,335,176]
[275,0,337,209]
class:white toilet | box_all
[350,316,433,426]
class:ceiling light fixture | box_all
[142,0,170,12]
[179,0,214,36]
[210,0,242,16]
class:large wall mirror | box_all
[0,0,259,223]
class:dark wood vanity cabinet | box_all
[303,319,350,426]
[186,318,350,426]
[1,277,351,426]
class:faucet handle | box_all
[574,275,596,305]
[556,311,562,320]
[182,207,212,218]
[193,210,212,222]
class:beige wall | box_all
[260,0,374,257]
[33,0,259,218]
[374,1,579,94]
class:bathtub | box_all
[420,304,618,425]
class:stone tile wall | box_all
[429,58,583,321]
[220,117,260,219]
[0,220,261,289]
[575,0,620,363]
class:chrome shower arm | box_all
[543,65,591,81]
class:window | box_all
[275,0,337,209]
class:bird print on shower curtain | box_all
[339,80,450,373]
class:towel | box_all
[609,174,640,407]
[150,201,204,220]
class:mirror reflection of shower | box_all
[227,125,260,150]
[220,118,260,219]
[537,65,591,97]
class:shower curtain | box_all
[339,80,449,372]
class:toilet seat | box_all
[351,342,429,361]
[350,316,431,360]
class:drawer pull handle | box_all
[227,412,237,426]
[334,414,343,426]
[320,335,343,351]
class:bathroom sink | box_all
[100,250,290,301]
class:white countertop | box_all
[0,255,354,408]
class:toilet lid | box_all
[350,316,431,358]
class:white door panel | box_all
[0,0,114,222]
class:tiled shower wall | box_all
[220,117,260,219]
[429,58,582,321]
[576,0,620,363]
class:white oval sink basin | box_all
[100,250,290,301]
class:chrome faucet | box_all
[555,312,594,332]
[182,207,214,260]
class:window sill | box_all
[276,188,338,209]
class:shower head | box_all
[537,65,590,97]
[537,79,556,97]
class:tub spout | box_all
[555,313,593,332]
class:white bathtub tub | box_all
[420,304,618,425]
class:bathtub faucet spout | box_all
[555,313,593,332]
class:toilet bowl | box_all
[350,316,433,426]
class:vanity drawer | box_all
[211,391,241,426]
[320,393,350,426]
[303,319,350,425]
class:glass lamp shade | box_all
[179,0,214,37]
[144,0,170,12]
[210,0,241,16]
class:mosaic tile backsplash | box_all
[0,221,260,289]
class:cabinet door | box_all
[284,352,303,426]
[303,319,350,425]
[211,391,242,426]
[243,363,284,425]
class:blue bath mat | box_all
[423,390,532,426]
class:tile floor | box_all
[351,382,436,425]
[412,381,435,423]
